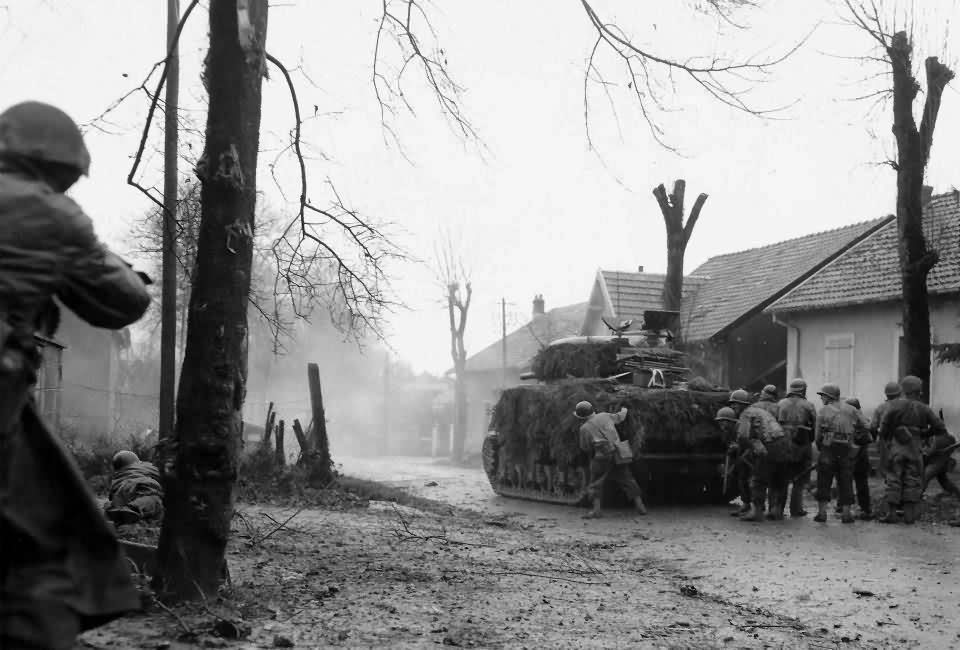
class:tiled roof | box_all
[464,302,589,373]
[769,192,960,312]
[683,217,893,341]
[599,271,707,324]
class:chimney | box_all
[532,294,545,317]
[922,185,934,206]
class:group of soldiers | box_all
[716,375,956,524]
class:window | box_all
[824,333,855,396]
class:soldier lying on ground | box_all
[104,450,164,525]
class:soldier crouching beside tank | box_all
[878,375,946,524]
[0,101,151,649]
[104,451,164,526]
[813,384,858,523]
[777,379,816,518]
[574,400,646,518]
[715,407,750,516]
[728,390,790,522]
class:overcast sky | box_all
[2,0,958,375]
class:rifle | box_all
[925,440,960,460]
[791,462,818,484]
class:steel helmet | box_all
[817,383,841,400]
[112,450,140,470]
[845,397,861,410]
[714,406,739,423]
[761,384,778,398]
[574,401,594,419]
[787,378,807,396]
[0,101,91,175]
[900,375,923,396]
[728,389,752,406]
[883,381,901,399]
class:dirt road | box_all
[337,455,960,649]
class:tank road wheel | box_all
[482,434,500,486]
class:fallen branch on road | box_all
[390,505,492,548]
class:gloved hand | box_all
[727,442,739,457]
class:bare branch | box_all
[373,0,477,148]
[579,0,813,149]
[266,52,408,345]
[126,0,201,214]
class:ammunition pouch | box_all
[893,426,913,446]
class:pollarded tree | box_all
[843,1,955,401]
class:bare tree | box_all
[843,1,955,401]
[580,0,810,151]
[652,180,707,325]
[435,234,472,461]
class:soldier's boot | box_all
[582,498,602,519]
[902,502,918,525]
[633,496,647,516]
[878,502,900,524]
[765,490,784,520]
[740,501,765,522]
[840,505,855,524]
[813,501,829,523]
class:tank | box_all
[481,323,737,507]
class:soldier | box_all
[813,383,857,523]
[574,400,646,518]
[104,450,164,526]
[754,384,780,419]
[715,407,749,516]
[844,397,875,520]
[878,375,946,524]
[777,378,817,518]
[922,430,960,499]
[728,389,790,521]
[871,381,902,477]
[0,101,151,649]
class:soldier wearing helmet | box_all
[574,400,646,518]
[104,451,164,526]
[877,375,946,524]
[870,381,902,476]
[776,378,817,517]
[813,383,859,523]
[0,102,150,649]
[716,406,750,516]
[727,388,790,522]
[844,397,875,520]
[754,385,780,419]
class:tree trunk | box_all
[154,0,268,600]
[652,180,707,337]
[886,31,953,402]
[452,363,467,461]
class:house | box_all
[580,217,895,390]
[55,305,132,438]
[459,297,588,454]
[33,334,64,431]
[767,190,960,432]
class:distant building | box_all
[767,190,960,432]
[55,305,133,438]
[458,297,588,454]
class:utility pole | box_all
[382,351,390,454]
[159,0,180,443]
[501,297,507,389]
